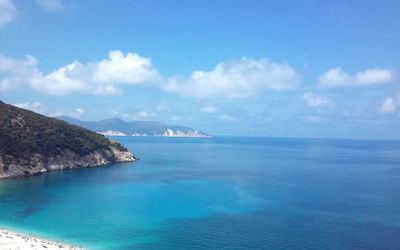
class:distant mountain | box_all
[56,116,209,137]
[0,101,136,179]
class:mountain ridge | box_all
[56,116,209,137]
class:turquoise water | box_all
[1,137,400,249]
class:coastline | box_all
[0,228,84,250]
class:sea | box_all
[0,136,400,249]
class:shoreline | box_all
[0,228,84,250]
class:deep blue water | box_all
[1,136,400,249]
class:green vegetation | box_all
[0,101,127,164]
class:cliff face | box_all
[0,101,137,179]
[160,128,207,137]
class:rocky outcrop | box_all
[0,101,137,179]
[0,143,136,179]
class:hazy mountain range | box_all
[56,116,209,137]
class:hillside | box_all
[0,101,136,179]
[57,116,209,137]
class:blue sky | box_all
[0,0,399,139]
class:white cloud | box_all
[70,108,85,118]
[165,57,300,98]
[0,55,39,91]
[0,51,160,95]
[1,54,300,98]
[93,84,122,95]
[94,51,160,84]
[303,92,332,108]
[48,107,85,118]
[30,61,89,95]
[13,101,42,112]
[12,101,85,118]
[319,67,394,88]
[0,0,17,28]
[379,98,397,114]
[201,105,217,113]
[35,0,64,12]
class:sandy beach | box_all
[0,228,83,250]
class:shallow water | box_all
[1,137,400,249]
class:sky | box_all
[0,0,400,139]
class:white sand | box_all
[0,228,83,250]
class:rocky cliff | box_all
[0,101,137,179]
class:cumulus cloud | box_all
[1,54,301,98]
[94,51,159,84]
[303,92,332,108]
[165,57,300,98]
[379,98,397,114]
[318,67,394,88]
[0,0,17,28]
[35,0,64,12]
[12,101,85,118]
[0,51,160,95]
[201,106,218,113]
[30,61,89,95]
[0,55,39,91]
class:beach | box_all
[0,229,83,250]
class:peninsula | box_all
[0,101,137,179]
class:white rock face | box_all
[110,144,136,162]
[160,129,208,137]
[97,130,127,136]
[97,129,208,137]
